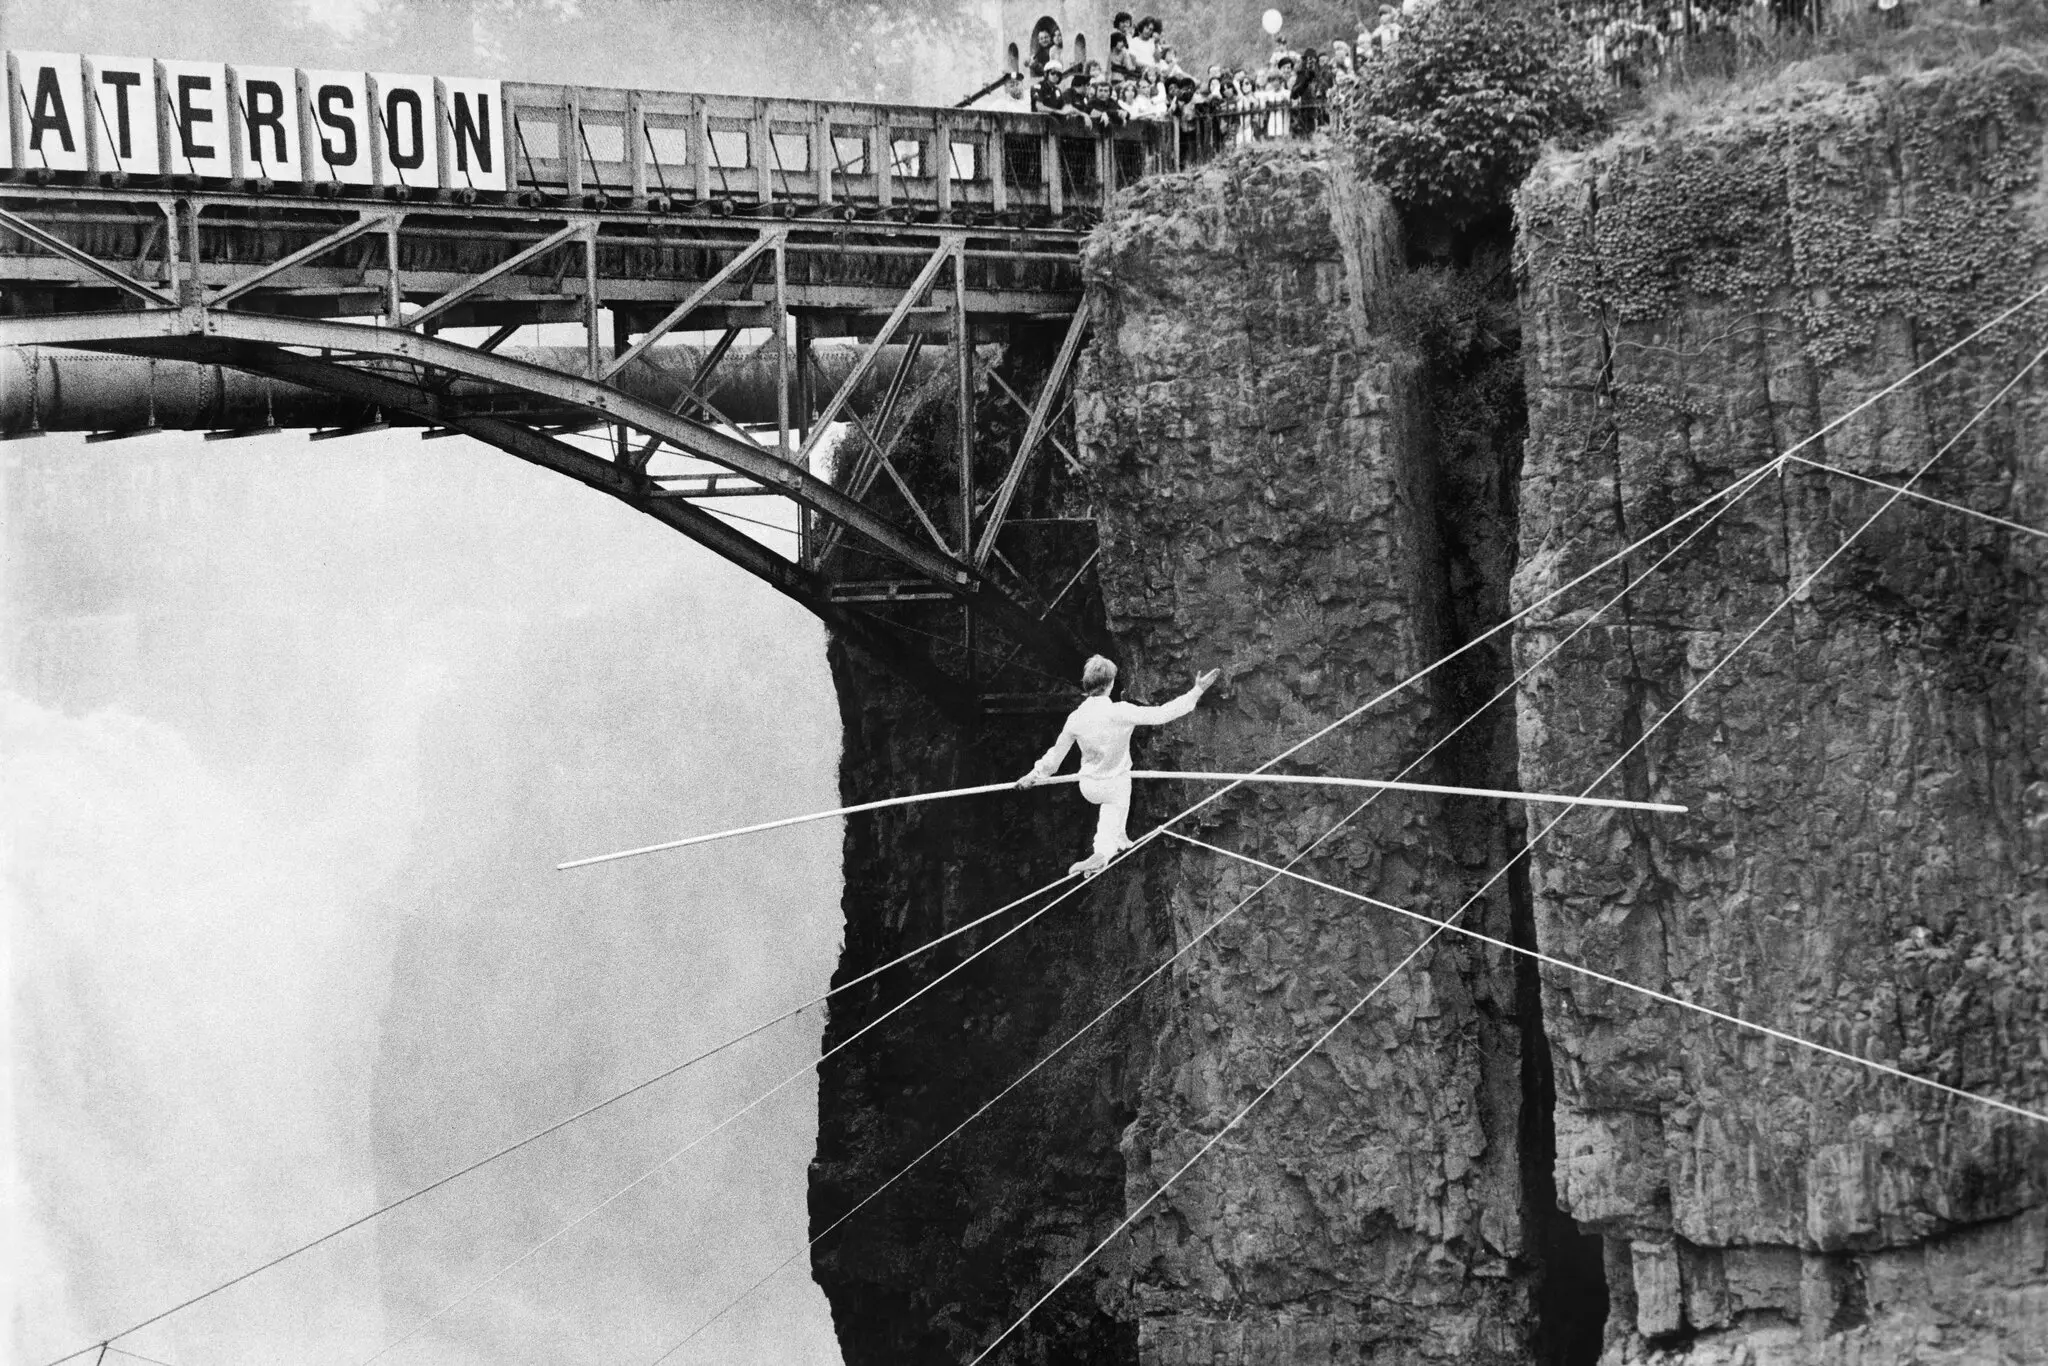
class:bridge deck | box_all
[0,70,1134,713]
[0,189,1085,327]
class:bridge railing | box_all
[501,83,1170,222]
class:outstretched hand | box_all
[1195,667,1221,693]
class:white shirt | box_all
[1128,36,1158,68]
[1031,686,1203,782]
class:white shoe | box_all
[1069,852,1111,879]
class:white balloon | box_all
[1262,8,1284,35]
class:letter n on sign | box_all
[435,77,505,192]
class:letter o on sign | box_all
[369,73,438,186]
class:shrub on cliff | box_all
[1347,1,1607,228]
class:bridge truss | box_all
[0,183,1108,716]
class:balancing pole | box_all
[556,772,1685,870]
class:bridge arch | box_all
[4,307,1088,712]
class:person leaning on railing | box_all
[1130,69,1170,121]
[1033,59,1085,118]
[1080,67,1129,132]
[1291,47,1328,134]
[1263,61,1293,138]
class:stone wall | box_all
[1514,55,2048,1363]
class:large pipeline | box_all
[0,341,937,436]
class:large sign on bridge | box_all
[3,51,508,190]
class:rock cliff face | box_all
[1077,148,1556,1363]
[817,145,1587,1363]
[1515,57,2048,1363]
[817,52,2048,1366]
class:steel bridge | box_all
[0,78,1193,714]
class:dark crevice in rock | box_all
[1404,211,1610,1364]
[1510,848,1610,1366]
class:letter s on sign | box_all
[301,69,373,185]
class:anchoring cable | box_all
[33,868,1100,1366]
[1783,453,2048,542]
[1130,771,1682,812]
[353,869,1113,1365]
[966,334,2048,1364]
[1180,834,2048,1127]
[638,454,1780,1363]
[37,291,2048,1366]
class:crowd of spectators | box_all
[964,6,1442,143]
[1575,0,1967,88]
[964,0,1938,134]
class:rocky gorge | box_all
[811,44,2048,1366]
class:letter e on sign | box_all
[84,56,159,174]
[435,76,504,191]
[157,59,231,177]
[10,52,89,172]
[369,72,438,187]
[301,69,372,186]
[228,64,301,180]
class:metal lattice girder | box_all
[407,222,591,330]
[0,306,1086,679]
[975,297,1091,568]
[209,212,403,308]
[796,240,953,467]
[0,206,177,306]
[985,369,1081,475]
[626,323,747,471]
[602,230,777,381]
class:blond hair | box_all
[1081,655,1118,694]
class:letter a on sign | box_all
[10,52,90,172]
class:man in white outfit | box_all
[1017,654,1221,878]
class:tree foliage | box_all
[1348,1,1607,227]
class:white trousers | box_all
[1079,774,1134,861]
